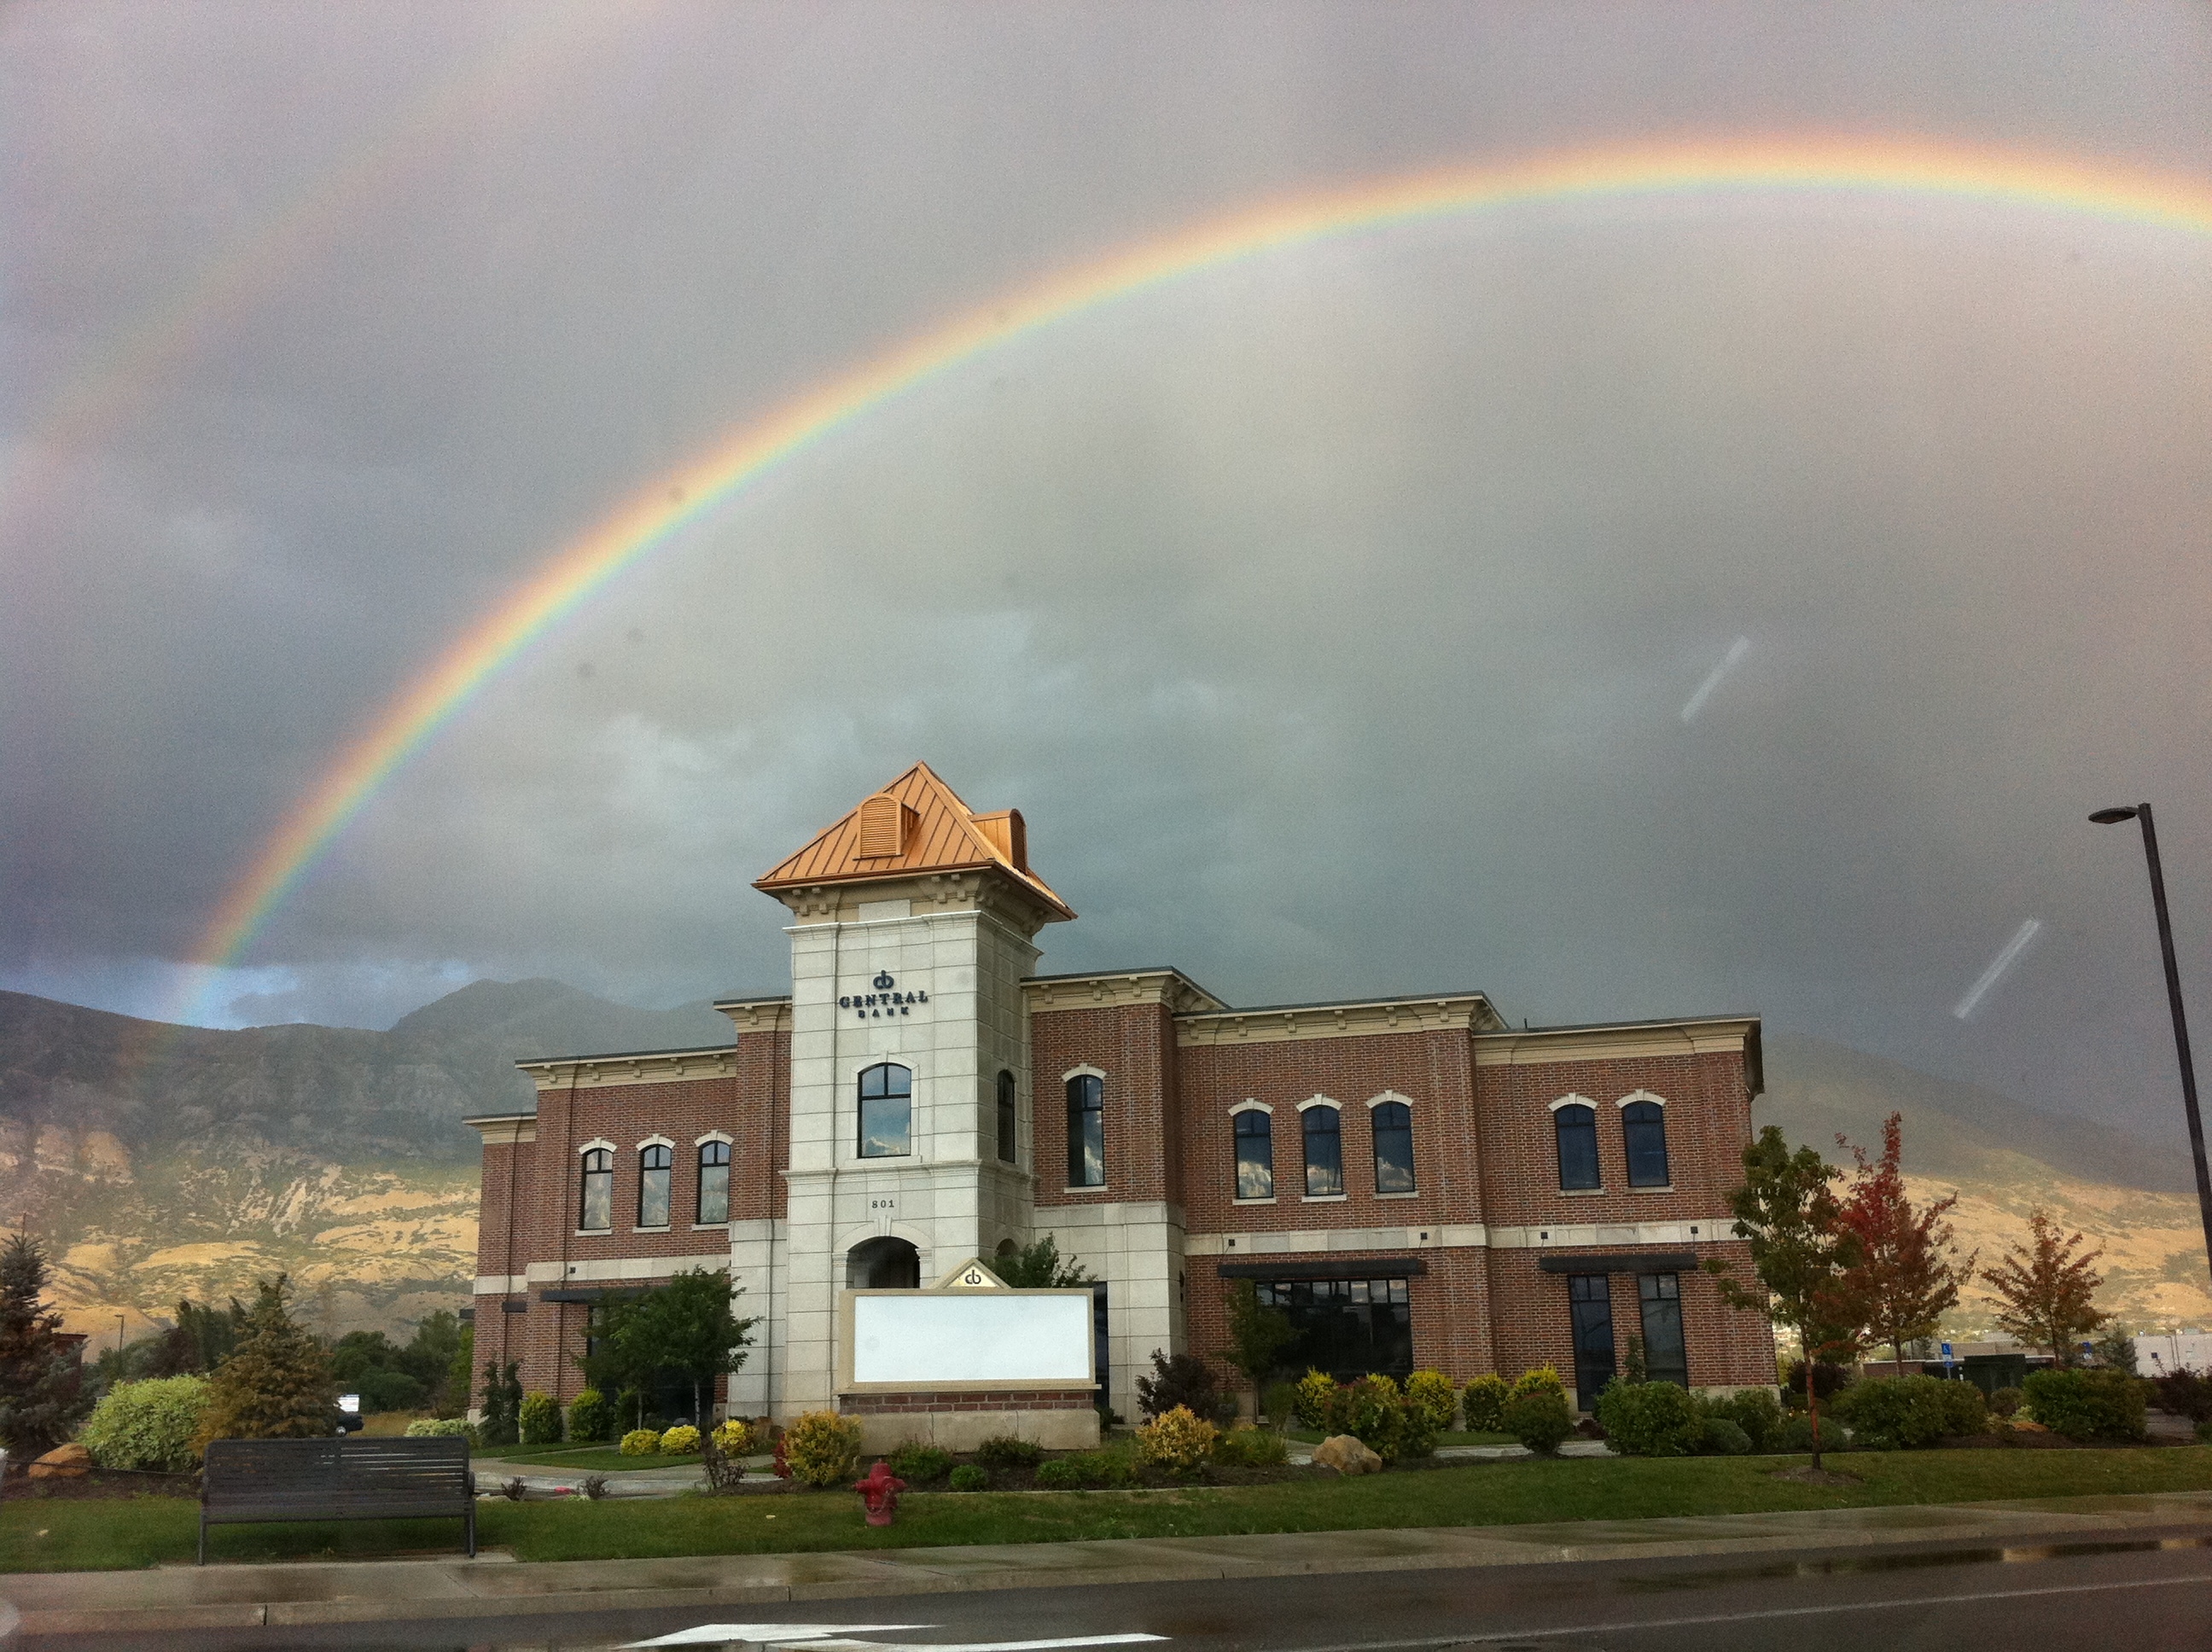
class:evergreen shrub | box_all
[78,1376,210,1471]
[975,1434,1043,1470]
[2022,1369,2147,1442]
[886,1442,952,1483]
[1293,1369,1337,1429]
[1710,1387,1784,1451]
[1213,1423,1289,1466]
[948,1463,987,1491]
[1511,1366,1567,1401]
[518,1391,562,1446]
[404,1416,474,1439]
[1594,1381,1702,1457]
[1034,1458,1084,1489]
[1459,1373,1510,1434]
[1404,1370,1458,1433]
[1832,1376,1986,1449]
[1501,1388,1573,1455]
[1988,1386,2023,1418]
[782,1410,863,1486]
[620,1429,661,1456]
[1702,1417,1754,1456]
[567,1388,615,1442]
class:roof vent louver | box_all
[855,794,917,858]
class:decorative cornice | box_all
[713,996,792,1035]
[1472,1016,1761,1073]
[1024,969,1227,1015]
[515,1046,738,1091]
[1175,994,1500,1047]
[463,1114,537,1144]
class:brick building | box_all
[467,763,1777,1426]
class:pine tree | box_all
[193,1276,337,1447]
[1828,1114,1975,1369]
[0,1230,88,1457]
[1981,1209,2108,1367]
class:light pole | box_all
[2090,803,2212,1283]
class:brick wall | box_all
[1481,1242,1773,1393]
[1030,1003,1178,1208]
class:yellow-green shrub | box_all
[1511,1365,1566,1401]
[783,1409,864,1486]
[1405,1370,1458,1432]
[619,1428,661,1456]
[711,1417,756,1456]
[78,1376,211,1471]
[1460,1373,1510,1434]
[1135,1404,1218,1474]
[659,1423,701,1455]
[1292,1368,1338,1428]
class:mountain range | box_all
[3,982,2204,1347]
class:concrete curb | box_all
[9,1492,2212,1637]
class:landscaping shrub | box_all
[1776,1412,1847,1452]
[1135,1405,1219,1474]
[579,1472,609,1499]
[1405,1370,1458,1434]
[2022,1368,2147,1443]
[1068,1446,1141,1487]
[2198,1419,2212,1444]
[1595,1381,1702,1457]
[1501,1388,1573,1455]
[567,1388,615,1442]
[1262,1382,1300,1426]
[659,1424,701,1455]
[518,1391,562,1446]
[1833,1376,1986,1449]
[1710,1387,1784,1451]
[782,1411,864,1486]
[1511,1366,1567,1402]
[1702,1417,1753,1456]
[2150,1370,2212,1422]
[1034,1458,1084,1489]
[975,1434,1044,1470]
[1988,1386,2023,1419]
[1459,1373,1510,1434]
[886,1442,952,1483]
[78,1376,210,1471]
[1135,1350,1231,1423]
[1779,1359,1853,1411]
[620,1429,661,1456]
[404,1416,475,1439]
[712,1418,757,1456]
[1293,1369,1338,1429]
[1214,1423,1289,1467]
[948,1463,987,1491]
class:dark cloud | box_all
[3,3,2209,1145]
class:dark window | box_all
[1066,1073,1105,1186]
[859,1063,911,1157]
[1233,1109,1274,1200]
[1555,1103,1601,1190]
[1639,1272,1689,1387]
[997,1070,1018,1165]
[846,1236,921,1288]
[1622,1100,1670,1186]
[579,1148,612,1231]
[1371,1101,1415,1193]
[1302,1105,1343,1197]
[1254,1277,1413,1382]
[696,1140,731,1224]
[1569,1273,1616,1405]
[637,1143,672,1227]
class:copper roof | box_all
[754,762,1074,920]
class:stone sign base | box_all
[841,1388,1100,1453]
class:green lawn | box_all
[477,1446,705,1472]
[8,1447,2210,1573]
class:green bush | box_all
[1833,1376,1986,1449]
[886,1442,952,1483]
[518,1391,562,1446]
[2197,1419,2212,1445]
[1034,1458,1084,1489]
[566,1388,615,1442]
[404,1416,475,1439]
[1459,1373,1510,1434]
[1595,1381,1702,1457]
[2022,1368,2147,1443]
[1989,1386,2023,1418]
[1404,1370,1458,1433]
[1711,1387,1784,1451]
[1065,1446,1140,1486]
[1213,1423,1289,1466]
[1501,1388,1574,1455]
[78,1376,211,1471]
[1702,1417,1753,1456]
[948,1463,987,1491]
[620,1428,661,1456]
[1776,1412,1847,1452]
[1261,1382,1300,1427]
[975,1434,1044,1470]
[782,1411,864,1486]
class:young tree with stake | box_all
[1828,1113,1975,1370]
[1219,1279,1295,1420]
[1981,1209,2108,1368]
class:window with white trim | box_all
[637,1142,672,1227]
[1301,1103,1343,1197]
[1233,1107,1274,1201]
[696,1139,731,1224]
[1621,1096,1670,1187]
[579,1147,612,1231]
[1371,1100,1416,1193]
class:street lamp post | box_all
[2090,803,2212,1283]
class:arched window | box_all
[996,1070,1018,1165]
[696,1139,731,1224]
[1233,1108,1274,1201]
[637,1143,672,1227]
[579,1148,612,1231]
[1301,1104,1343,1197]
[1066,1073,1105,1187]
[859,1063,912,1157]
[1555,1103,1601,1190]
[1622,1099,1670,1187]
[1371,1102,1416,1193]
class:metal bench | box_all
[199,1435,475,1563]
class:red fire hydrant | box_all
[853,1459,907,1527]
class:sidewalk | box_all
[6,1490,2210,1637]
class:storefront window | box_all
[1639,1271,1689,1387]
[1569,1272,1615,1404]
[1254,1277,1412,1381]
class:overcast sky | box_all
[3,2,2209,1142]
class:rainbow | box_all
[181,134,2212,1023]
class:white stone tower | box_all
[744,764,1074,1418]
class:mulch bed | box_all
[1,1464,196,1501]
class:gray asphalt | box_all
[24,1529,2212,1652]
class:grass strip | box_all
[4,1447,2208,1573]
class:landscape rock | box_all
[1313,1434,1383,1475]
[28,1443,91,1479]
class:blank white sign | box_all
[851,1293,1092,1386]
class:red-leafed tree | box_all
[1982,1210,2108,1368]
[1826,1113,1975,1370]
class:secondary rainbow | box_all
[182,134,2212,1022]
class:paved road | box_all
[26,1528,2212,1652]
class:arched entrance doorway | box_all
[847,1236,921,1289]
